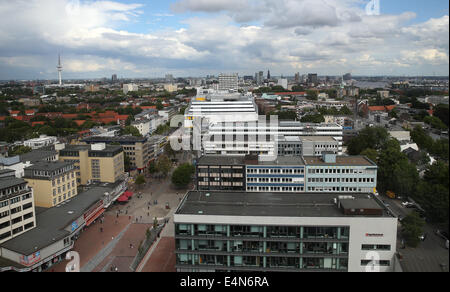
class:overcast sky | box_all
[0,0,448,80]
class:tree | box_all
[300,114,324,123]
[164,142,177,158]
[124,154,132,172]
[156,155,172,177]
[401,212,425,248]
[306,90,318,101]
[433,104,449,127]
[347,127,389,155]
[122,126,142,137]
[360,148,378,163]
[377,138,419,196]
[135,175,146,188]
[8,145,32,156]
[171,163,195,188]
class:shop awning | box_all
[117,194,129,202]
[86,208,105,227]
[124,191,133,198]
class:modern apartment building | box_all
[0,177,36,244]
[23,161,77,208]
[58,144,124,185]
[174,191,398,272]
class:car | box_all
[402,201,413,207]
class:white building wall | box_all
[174,214,398,272]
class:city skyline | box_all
[0,0,448,80]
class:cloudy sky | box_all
[0,0,448,80]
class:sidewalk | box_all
[47,215,132,272]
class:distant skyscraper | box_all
[267,70,271,80]
[294,72,300,83]
[256,71,264,85]
[218,73,238,91]
[112,74,118,83]
[57,54,63,86]
[165,74,174,83]
[308,73,318,85]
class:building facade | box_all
[23,161,77,208]
[174,191,398,272]
[58,144,124,185]
[0,177,36,244]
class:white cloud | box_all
[0,0,448,78]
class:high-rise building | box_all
[165,74,174,83]
[295,72,300,83]
[218,73,239,91]
[278,78,288,90]
[112,74,118,83]
[267,70,271,80]
[308,73,318,85]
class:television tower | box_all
[57,54,63,86]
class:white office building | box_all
[23,135,58,150]
[218,73,239,91]
[184,90,259,128]
[202,121,343,157]
[123,84,139,94]
[174,191,399,272]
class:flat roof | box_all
[0,186,110,255]
[19,150,58,163]
[197,155,246,166]
[252,156,305,166]
[26,161,73,171]
[61,144,122,153]
[176,191,391,218]
[0,177,26,190]
[303,156,376,167]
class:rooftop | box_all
[19,150,58,163]
[0,177,27,191]
[303,156,376,167]
[197,155,246,166]
[0,186,110,256]
[24,161,73,172]
[176,191,391,218]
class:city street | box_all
[382,195,449,272]
[48,149,193,273]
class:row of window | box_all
[248,177,300,183]
[176,225,350,239]
[51,172,75,186]
[177,254,349,270]
[248,168,304,174]
[308,168,372,174]
[53,190,76,205]
[308,177,375,183]
[0,212,34,230]
[247,186,304,192]
[0,183,28,197]
[177,239,349,255]
[0,222,34,241]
